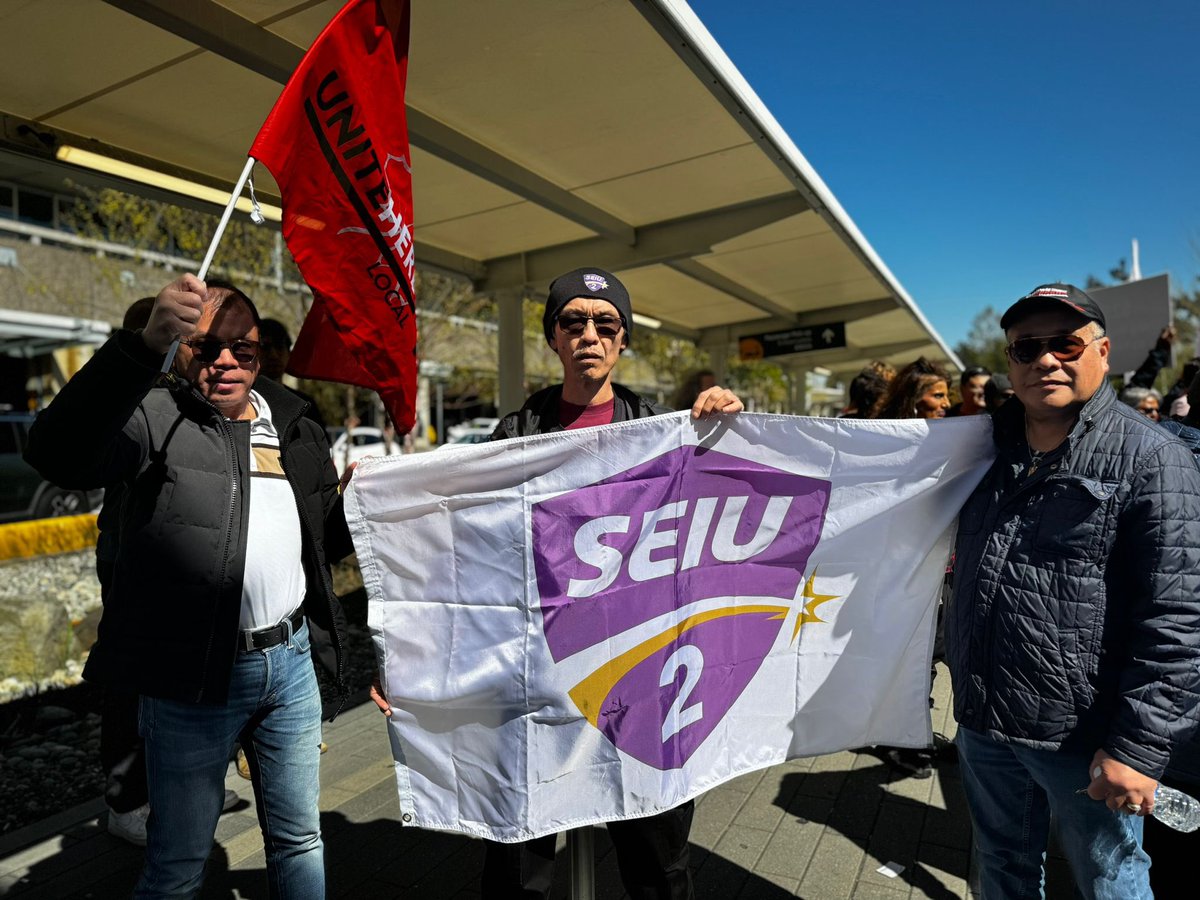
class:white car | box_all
[446,417,499,440]
[438,427,494,448]
[329,427,400,474]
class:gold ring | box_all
[1124,802,1141,813]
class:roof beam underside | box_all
[781,339,934,369]
[666,259,794,319]
[695,297,899,344]
[635,0,962,369]
[102,0,637,245]
[478,193,809,291]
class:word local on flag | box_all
[249,0,418,431]
[346,413,994,841]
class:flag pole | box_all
[567,828,595,900]
[160,156,259,373]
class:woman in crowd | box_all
[872,357,951,420]
[869,357,952,776]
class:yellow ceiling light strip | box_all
[56,146,282,223]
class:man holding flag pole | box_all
[25,0,418,895]
[27,273,354,897]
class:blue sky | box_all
[687,1,1200,348]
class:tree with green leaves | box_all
[953,306,1008,374]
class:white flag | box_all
[345,412,993,841]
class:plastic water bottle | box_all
[1153,785,1200,832]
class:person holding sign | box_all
[486,267,740,899]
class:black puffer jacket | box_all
[946,382,1200,779]
[491,383,669,439]
[26,330,351,705]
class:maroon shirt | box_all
[559,397,615,430]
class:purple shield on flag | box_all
[531,447,830,769]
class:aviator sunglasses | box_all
[555,313,624,339]
[1005,333,1099,365]
[182,337,261,365]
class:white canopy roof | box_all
[0,308,111,357]
[0,0,959,382]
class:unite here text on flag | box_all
[250,0,418,431]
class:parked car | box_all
[439,428,494,448]
[329,426,401,474]
[0,412,102,522]
[446,417,499,440]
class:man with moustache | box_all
[945,283,1200,898]
[485,267,742,899]
[26,275,351,898]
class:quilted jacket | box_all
[945,381,1200,779]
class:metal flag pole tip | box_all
[160,157,260,373]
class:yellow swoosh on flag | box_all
[569,604,788,727]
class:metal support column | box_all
[497,289,526,416]
[701,326,731,386]
[790,366,810,416]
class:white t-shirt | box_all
[240,390,307,629]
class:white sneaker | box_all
[107,804,149,846]
[222,789,239,813]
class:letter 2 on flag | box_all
[346,413,994,841]
[250,0,418,431]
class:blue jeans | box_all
[956,727,1151,900]
[135,619,325,899]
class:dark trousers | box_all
[481,800,694,900]
[101,687,148,812]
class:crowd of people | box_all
[22,271,1200,899]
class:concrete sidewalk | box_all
[0,664,1065,898]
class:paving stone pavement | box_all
[0,663,1075,898]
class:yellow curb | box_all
[0,513,99,562]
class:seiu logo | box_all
[567,494,794,598]
[531,447,831,770]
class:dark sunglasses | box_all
[182,337,260,365]
[556,314,623,338]
[1005,333,1098,365]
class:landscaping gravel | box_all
[0,551,100,622]
[0,578,376,836]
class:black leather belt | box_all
[239,609,304,653]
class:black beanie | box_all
[542,268,632,346]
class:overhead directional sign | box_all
[738,322,847,360]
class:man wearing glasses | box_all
[481,267,741,899]
[944,283,1200,898]
[26,275,351,897]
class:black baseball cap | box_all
[1000,283,1106,331]
[542,268,633,345]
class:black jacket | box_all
[945,381,1200,778]
[491,383,669,439]
[26,330,351,705]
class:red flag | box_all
[250,0,417,431]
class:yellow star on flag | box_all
[791,569,839,643]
